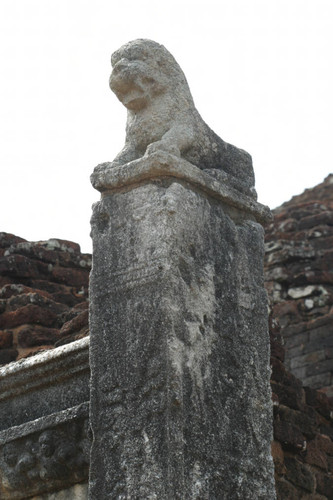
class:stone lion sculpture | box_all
[96,39,256,198]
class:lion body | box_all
[105,39,255,198]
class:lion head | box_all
[109,39,193,111]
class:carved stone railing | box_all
[0,338,90,499]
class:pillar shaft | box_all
[89,153,275,499]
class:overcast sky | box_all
[1,0,332,253]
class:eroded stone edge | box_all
[91,152,272,224]
[0,402,89,445]
[0,337,90,401]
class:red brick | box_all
[0,304,60,329]
[0,330,13,348]
[51,265,89,287]
[59,309,89,337]
[275,478,299,500]
[17,325,60,348]
[271,440,286,475]
[274,417,306,451]
[315,471,333,498]
[0,348,18,365]
[305,439,328,470]
[285,457,315,493]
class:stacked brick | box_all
[270,314,333,499]
[265,174,333,398]
[0,232,90,364]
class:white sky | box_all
[1,0,332,253]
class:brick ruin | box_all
[265,174,333,398]
[0,233,90,364]
[0,175,332,498]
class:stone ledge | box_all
[91,152,272,224]
[0,338,90,431]
[0,337,89,403]
[0,402,89,446]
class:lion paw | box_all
[145,141,181,158]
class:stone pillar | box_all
[89,152,276,499]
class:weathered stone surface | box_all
[0,233,27,251]
[92,38,257,198]
[89,153,275,498]
[0,349,18,365]
[32,482,88,499]
[0,337,90,431]
[0,403,90,499]
[0,235,90,363]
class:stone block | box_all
[273,418,306,451]
[305,439,328,470]
[271,440,286,475]
[17,325,60,348]
[270,381,305,412]
[303,372,331,390]
[315,471,333,498]
[33,482,88,500]
[304,387,332,419]
[306,359,333,378]
[89,152,275,498]
[276,405,317,439]
[0,336,90,498]
[285,457,315,493]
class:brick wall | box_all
[265,174,333,397]
[0,232,90,363]
[270,313,333,499]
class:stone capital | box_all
[91,152,272,225]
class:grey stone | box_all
[89,154,275,498]
[91,39,258,199]
[32,482,88,499]
[0,337,90,431]
[0,404,90,499]
[303,372,331,389]
[289,349,326,370]
[0,340,90,498]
